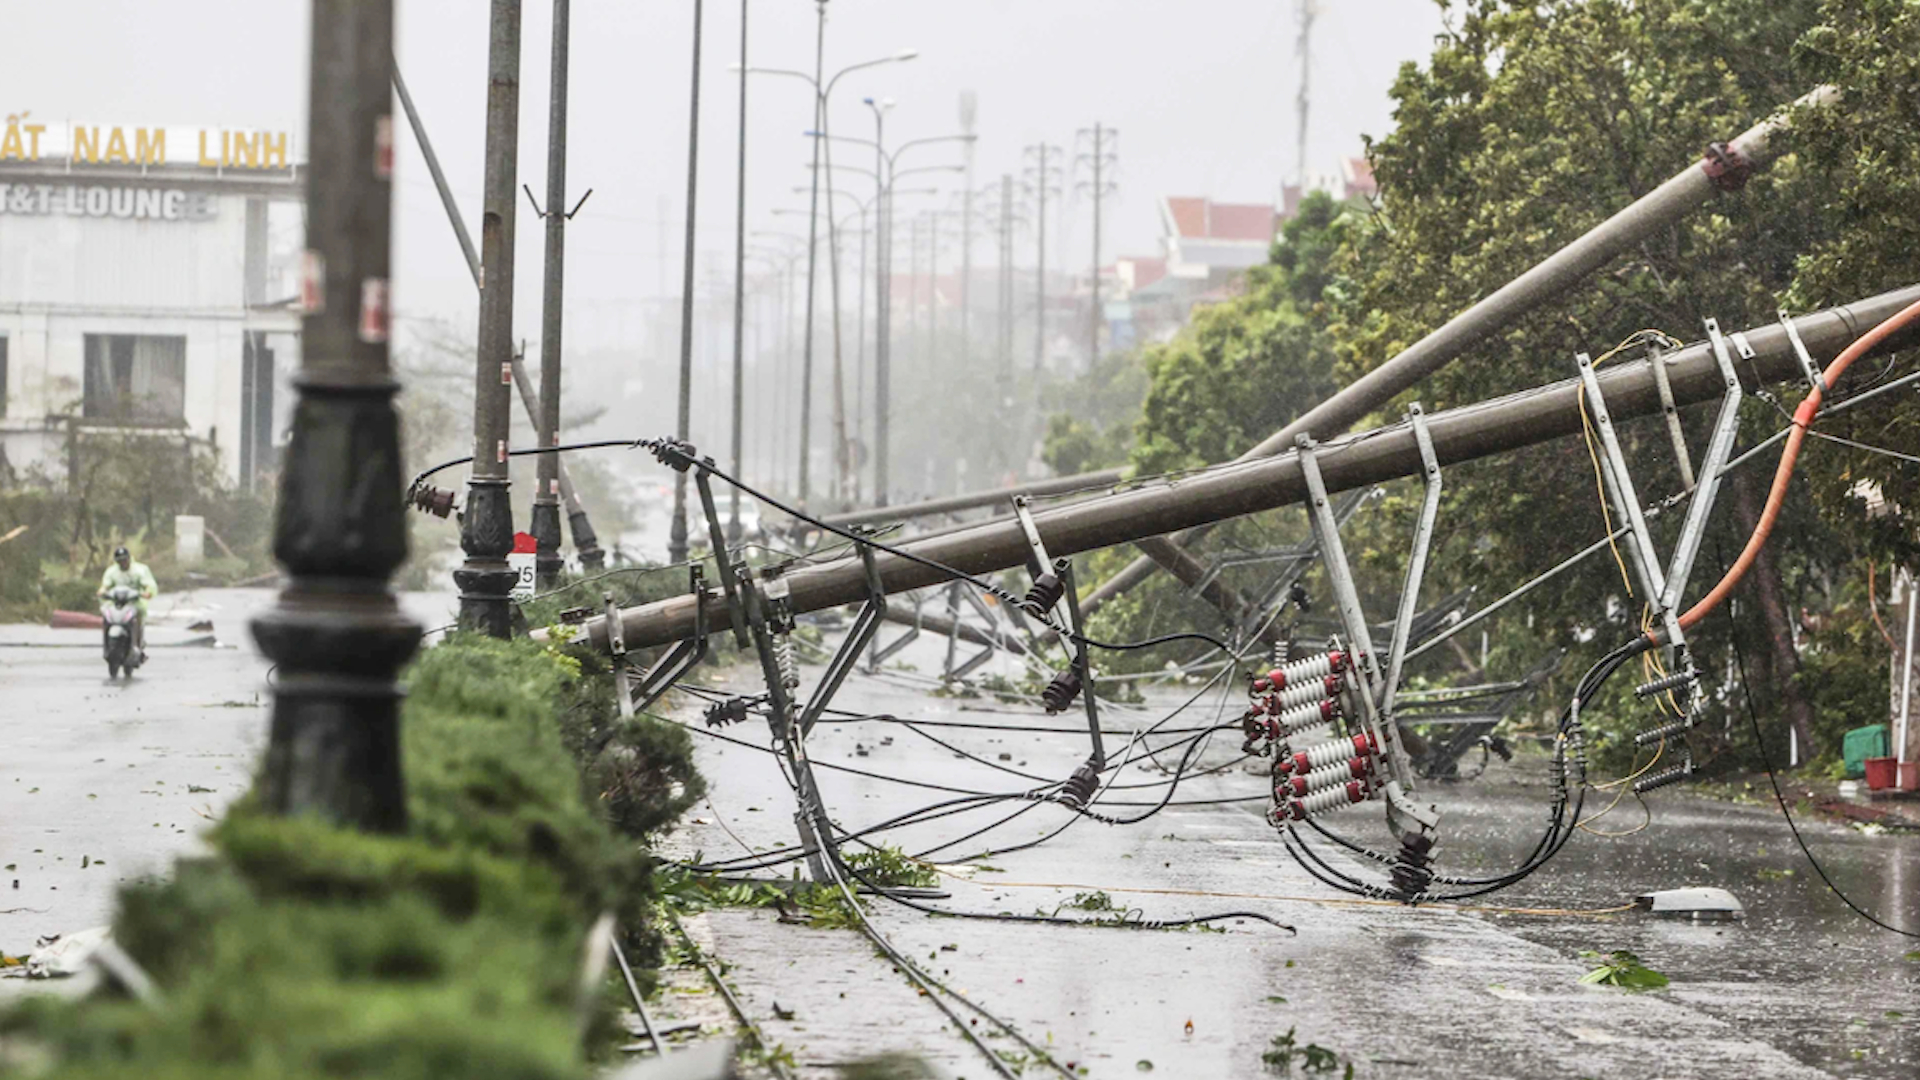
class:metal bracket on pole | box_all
[619,564,711,721]
[1381,405,1443,715]
[1779,308,1829,396]
[940,581,996,682]
[1575,352,1684,651]
[1658,319,1745,622]
[799,541,888,736]
[1647,342,1696,490]
[1296,435,1433,843]
[605,590,633,721]
[692,465,751,648]
[1011,494,1104,803]
[865,589,923,673]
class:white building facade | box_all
[0,118,303,489]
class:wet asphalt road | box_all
[4,592,1915,1076]
[0,588,456,965]
[656,629,1920,1080]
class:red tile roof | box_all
[1164,196,1277,242]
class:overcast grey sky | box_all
[4,0,1449,354]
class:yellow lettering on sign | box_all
[103,126,130,164]
[24,124,43,159]
[259,131,286,169]
[135,127,165,165]
[198,130,219,167]
[228,131,258,168]
[73,125,100,164]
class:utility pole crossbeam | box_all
[253,0,418,830]
[529,0,572,589]
[456,0,525,639]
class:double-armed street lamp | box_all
[731,25,916,508]
[817,116,977,505]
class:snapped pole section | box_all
[253,0,418,829]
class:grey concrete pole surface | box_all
[823,135,852,508]
[561,284,1920,651]
[456,0,524,639]
[394,58,603,572]
[530,0,571,588]
[253,0,418,830]
[668,0,705,566]
[795,1,827,506]
[871,104,892,505]
[729,0,748,540]
[507,355,602,568]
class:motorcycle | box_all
[101,585,144,679]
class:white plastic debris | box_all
[25,926,112,978]
[1635,886,1744,920]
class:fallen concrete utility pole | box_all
[393,61,604,571]
[821,85,1835,609]
[568,282,1919,652]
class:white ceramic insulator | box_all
[1290,783,1366,819]
[1299,757,1370,792]
[1271,675,1344,711]
[1273,650,1345,685]
[1298,735,1368,770]
[1274,697,1338,734]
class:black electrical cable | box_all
[1716,552,1919,938]
[638,439,1241,658]
[406,438,645,497]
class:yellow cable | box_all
[937,875,1637,919]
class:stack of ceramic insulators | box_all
[1243,650,1388,823]
[1241,651,1348,755]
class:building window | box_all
[83,334,187,423]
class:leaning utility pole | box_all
[456,0,524,638]
[568,284,1920,652]
[393,59,603,572]
[254,0,416,829]
[668,0,704,566]
[1294,0,1315,186]
[530,0,572,589]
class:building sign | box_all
[2,114,294,171]
[0,182,216,221]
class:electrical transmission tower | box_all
[1075,123,1118,369]
[1294,0,1316,186]
[1022,143,1062,373]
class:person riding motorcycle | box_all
[97,546,158,661]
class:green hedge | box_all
[0,633,702,1078]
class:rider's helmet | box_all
[114,545,130,567]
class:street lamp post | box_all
[737,42,915,508]
[253,0,417,829]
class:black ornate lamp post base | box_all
[253,586,419,831]
[457,478,516,638]
[530,500,565,589]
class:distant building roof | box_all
[1341,156,1377,198]
[1116,255,1167,293]
[1161,197,1279,244]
